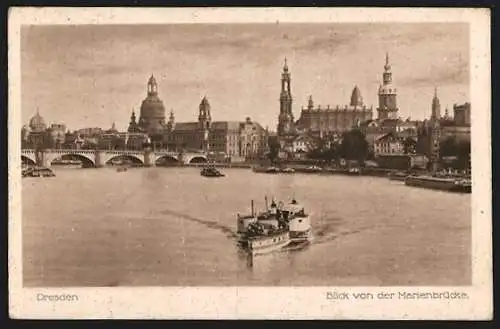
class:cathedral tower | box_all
[377,53,399,120]
[277,58,294,136]
[431,87,441,120]
[198,96,212,152]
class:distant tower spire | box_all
[278,57,294,137]
[307,95,314,110]
[128,109,139,132]
[444,107,450,119]
[377,52,398,120]
[383,52,392,84]
[431,87,441,120]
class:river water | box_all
[22,167,471,287]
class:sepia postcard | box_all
[8,7,492,320]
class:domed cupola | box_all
[350,85,363,107]
[138,74,166,133]
[29,110,47,132]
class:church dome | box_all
[139,75,166,132]
[140,95,166,119]
[29,111,47,132]
[350,86,363,107]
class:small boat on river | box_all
[201,166,225,177]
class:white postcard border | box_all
[8,7,492,320]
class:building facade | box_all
[453,102,471,126]
[162,97,268,161]
[22,111,64,150]
[417,90,471,164]
[373,132,405,157]
[274,58,375,157]
[296,88,373,136]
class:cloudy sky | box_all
[21,23,469,131]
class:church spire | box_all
[431,87,441,120]
[384,52,391,71]
[382,52,393,86]
[307,95,314,110]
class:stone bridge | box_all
[21,149,209,167]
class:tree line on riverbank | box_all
[267,129,471,170]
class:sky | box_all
[21,23,469,132]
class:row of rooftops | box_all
[172,120,266,133]
[300,105,374,112]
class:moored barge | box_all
[22,166,56,178]
[405,175,471,193]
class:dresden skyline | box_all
[21,23,469,131]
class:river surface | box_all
[22,167,471,287]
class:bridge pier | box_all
[144,150,156,167]
[37,150,52,168]
[94,150,105,168]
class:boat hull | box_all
[247,232,290,256]
[405,176,471,193]
[389,175,407,181]
[289,228,313,243]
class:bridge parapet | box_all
[21,148,211,167]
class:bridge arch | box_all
[48,152,95,168]
[155,154,179,165]
[187,155,208,164]
[21,155,36,165]
[105,154,144,165]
